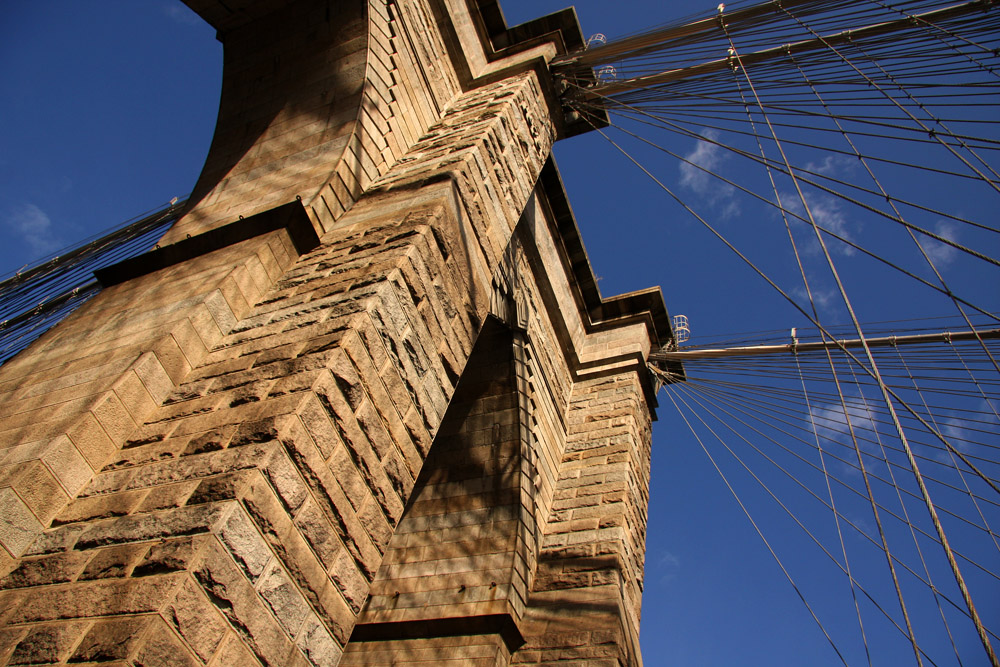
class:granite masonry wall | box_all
[0,1,670,664]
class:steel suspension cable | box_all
[587,114,1000,496]
[641,24,998,652]
[784,47,1000,377]
[671,380,948,665]
[663,387,850,666]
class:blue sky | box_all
[2,1,998,665]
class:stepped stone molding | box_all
[0,1,673,665]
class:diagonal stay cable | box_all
[663,387,850,666]
[585,114,1000,499]
[669,381,949,666]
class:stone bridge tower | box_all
[0,1,673,665]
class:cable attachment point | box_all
[727,47,739,72]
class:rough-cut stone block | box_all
[8,573,186,623]
[0,488,44,557]
[71,616,151,662]
[193,541,299,667]
[8,621,90,666]
[75,502,234,551]
[134,535,212,577]
[0,550,90,589]
[162,577,230,663]
[134,616,202,667]
[257,559,312,638]
[219,504,273,583]
[67,412,117,470]
[79,543,147,580]
[211,635,264,666]
[297,615,343,667]
[54,488,148,526]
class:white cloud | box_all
[6,203,61,256]
[921,220,959,268]
[791,284,839,314]
[680,130,726,193]
[163,3,201,25]
[655,550,681,586]
[780,190,856,256]
[806,397,884,480]
[679,130,740,218]
[807,399,877,447]
[804,154,856,177]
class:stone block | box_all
[151,334,194,386]
[71,616,150,662]
[0,487,44,558]
[8,573,186,623]
[134,616,202,667]
[79,543,147,580]
[8,621,90,665]
[112,368,159,423]
[92,391,139,444]
[137,481,199,512]
[293,498,342,571]
[192,540,298,667]
[6,459,70,526]
[162,577,230,663]
[0,550,91,589]
[262,449,309,514]
[256,559,311,638]
[189,470,256,506]
[41,435,93,497]
[210,635,264,666]
[296,615,343,667]
[54,488,147,526]
[67,412,117,470]
[133,535,213,577]
[218,504,274,583]
[74,501,234,551]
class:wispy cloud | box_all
[921,220,959,268]
[806,396,884,480]
[163,3,201,25]
[680,130,726,192]
[803,154,857,178]
[5,203,61,256]
[807,399,877,447]
[655,550,681,586]
[679,130,741,219]
[791,284,840,316]
[780,190,856,256]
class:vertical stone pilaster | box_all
[341,317,526,663]
[513,370,652,667]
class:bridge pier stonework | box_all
[0,1,673,665]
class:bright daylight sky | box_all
[1,1,997,665]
